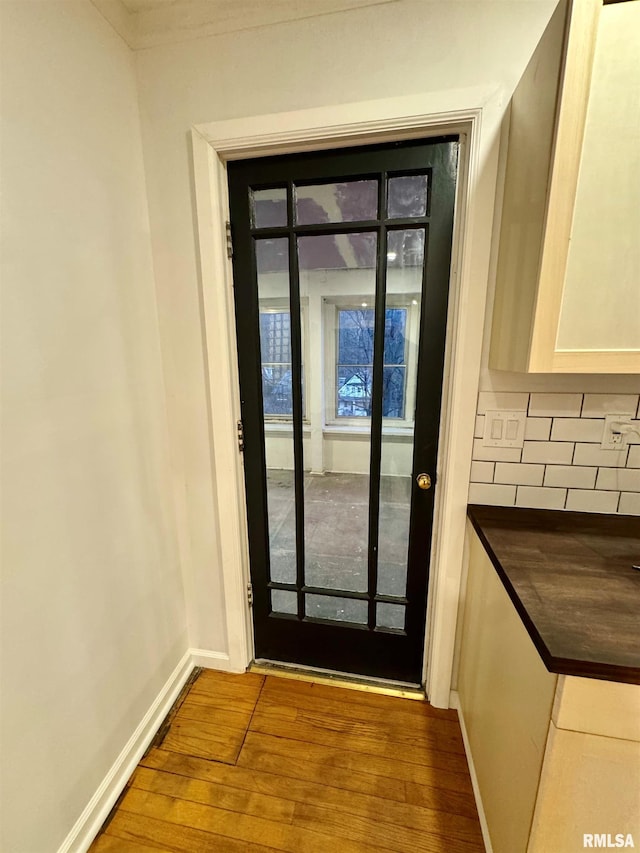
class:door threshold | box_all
[249,660,426,701]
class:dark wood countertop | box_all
[467,505,640,685]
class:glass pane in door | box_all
[377,229,425,599]
[297,232,377,596]
[295,180,378,225]
[256,238,297,585]
[271,589,297,615]
[306,594,368,624]
[251,187,287,228]
[387,174,429,219]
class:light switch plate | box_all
[483,410,526,448]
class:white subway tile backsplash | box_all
[516,486,566,510]
[477,392,529,414]
[528,393,583,418]
[595,468,640,492]
[543,465,597,489]
[469,483,517,506]
[470,461,495,483]
[627,446,640,468]
[472,439,521,463]
[582,394,639,418]
[550,418,604,443]
[618,492,640,515]
[565,490,619,514]
[524,417,552,441]
[471,391,637,515]
[522,441,574,465]
[494,462,544,486]
[573,443,628,468]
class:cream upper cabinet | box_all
[490,0,640,374]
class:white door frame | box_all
[190,88,504,708]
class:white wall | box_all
[0,3,187,850]
[134,0,559,657]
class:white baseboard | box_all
[189,648,239,671]
[57,646,248,852]
[57,649,193,853]
[450,689,494,853]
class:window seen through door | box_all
[260,311,292,416]
[254,177,427,430]
[336,307,408,418]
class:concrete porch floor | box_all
[266,470,411,627]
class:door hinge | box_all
[236,419,245,452]
[225,221,233,259]
[247,582,253,608]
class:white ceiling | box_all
[119,0,396,13]
[99,0,403,49]
[98,0,558,51]
[121,0,554,6]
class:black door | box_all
[228,138,457,684]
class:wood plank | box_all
[253,695,465,755]
[105,811,275,853]
[161,717,246,764]
[189,677,263,705]
[180,687,258,716]
[195,670,265,690]
[91,833,173,853]
[292,801,484,853]
[263,675,457,720]
[119,788,386,853]
[187,684,262,707]
[156,669,262,764]
[239,731,473,793]
[193,671,264,699]
[138,750,482,842]
[132,766,295,824]
[144,743,407,802]
[249,709,469,773]
[171,696,253,731]
[261,676,461,731]
[146,742,476,815]
[404,780,478,817]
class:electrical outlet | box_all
[483,410,526,448]
[601,414,633,451]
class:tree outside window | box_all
[337,308,407,418]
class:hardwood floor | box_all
[91,671,484,852]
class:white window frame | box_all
[259,297,309,425]
[323,297,420,432]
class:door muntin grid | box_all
[249,181,430,634]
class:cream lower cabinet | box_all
[489,0,640,374]
[457,525,640,853]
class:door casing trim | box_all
[190,88,505,708]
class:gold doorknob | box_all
[416,473,432,490]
